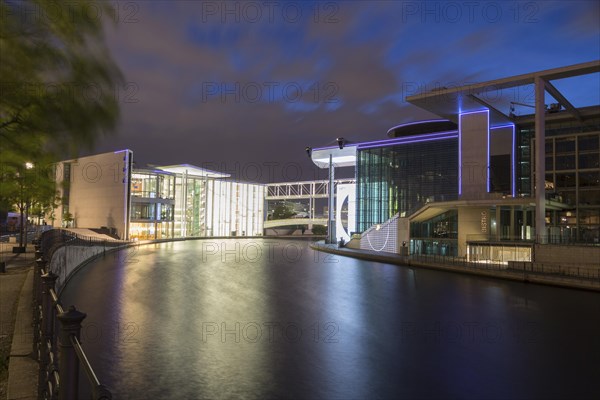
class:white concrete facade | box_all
[54,151,264,240]
[54,150,132,239]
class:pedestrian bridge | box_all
[264,179,355,231]
[263,218,328,229]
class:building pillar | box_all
[510,206,515,240]
[495,207,501,241]
[523,208,528,239]
[535,76,546,243]
[328,155,336,244]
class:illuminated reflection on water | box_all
[61,239,600,399]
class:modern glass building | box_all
[519,112,600,242]
[311,61,600,262]
[356,123,458,232]
[130,169,176,239]
[53,153,265,240]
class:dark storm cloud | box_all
[91,1,600,182]
[98,2,409,178]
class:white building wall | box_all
[55,150,131,239]
[336,183,356,242]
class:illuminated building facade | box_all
[311,61,600,262]
[54,152,265,240]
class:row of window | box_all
[545,134,599,153]
[547,171,600,188]
[550,190,600,206]
[131,203,174,221]
[356,139,458,232]
[131,173,176,199]
[545,153,600,170]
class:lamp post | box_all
[307,139,347,245]
[307,145,336,244]
[13,162,34,254]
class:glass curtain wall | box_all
[357,138,458,232]
[130,171,176,240]
[410,210,458,256]
[173,176,265,238]
[206,180,265,236]
[528,117,600,242]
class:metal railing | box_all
[535,234,600,246]
[39,229,126,266]
[407,253,600,286]
[33,230,118,399]
[466,233,600,246]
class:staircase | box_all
[354,214,400,253]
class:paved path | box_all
[0,245,36,272]
[0,245,37,400]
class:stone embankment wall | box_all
[48,244,127,292]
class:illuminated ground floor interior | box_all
[467,243,533,264]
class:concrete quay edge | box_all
[310,242,600,292]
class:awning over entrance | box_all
[310,145,357,168]
[409,197,570,222]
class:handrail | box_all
[360,213,400,237]
[33,243,113,399]
[71,336,101,387]
[50,288,64,314]
[39,228,127,268]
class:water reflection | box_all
[60,239,600,399]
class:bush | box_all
[311,225,327,235]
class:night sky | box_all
[91,1,600,182]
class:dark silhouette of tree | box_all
[1,0,123,223]
[311,225,327,235]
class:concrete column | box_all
[523,208,528,239]
[328,155,336,244]
[510,207,515,239]
[535,76,546,243]
[495,207,501,241]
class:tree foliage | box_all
[0,0,123,218]
[1,161,59,218]
[271,203,296,220]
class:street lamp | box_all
[306,144,336,244]
[13,162,34,254]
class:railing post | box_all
[57,306,86,400]
[39,272,59,395]
[93,384,113,400]
[33,257,47,359]
[34,255,45,307]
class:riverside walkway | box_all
[1,229,123,399]
[0,244,37,400]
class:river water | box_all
[60,239,600,399]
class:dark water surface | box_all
[60,239,600,399]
